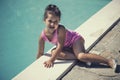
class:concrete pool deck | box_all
[12,0,120,80]
[63,0,120,80]
[63,20,120,80]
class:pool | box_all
[0,0,111,80]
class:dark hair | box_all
[44,4,61,21]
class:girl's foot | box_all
[108,59,117,69]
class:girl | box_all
[37,4,116,68]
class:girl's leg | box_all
[51,47,76,60]
[72,38,115,68]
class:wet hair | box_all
[44,4,61,21]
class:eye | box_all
[48,20,58,24]
[48,20,52,23]
[54,21,58,24]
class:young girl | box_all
[37,4,116,68]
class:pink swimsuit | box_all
[41,28,84,48]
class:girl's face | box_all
[44,13,60,34]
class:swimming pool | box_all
[0,0,111,80]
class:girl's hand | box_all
[43,59,54,68]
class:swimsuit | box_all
[41,28,84,48]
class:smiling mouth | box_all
[49,26,55,29]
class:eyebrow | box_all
[48,19,58,23]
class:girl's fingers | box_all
[43,61,53,68]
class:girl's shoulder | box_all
[39,29,46,41]
[57,24,66,36]
[58,24,66,30]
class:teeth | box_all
[50,26,54,28]
[50,27,54,29]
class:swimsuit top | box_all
[41,27,83,47]
[41,29,58,45]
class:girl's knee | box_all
[76,53,85,60]
[51,47,56,53]
[59,52,66,58]
[57,52,76,60]
[56,53,67,59]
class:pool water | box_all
[0,0,111,80]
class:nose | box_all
[50,22,55,26]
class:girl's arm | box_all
[44,26,66,68]
[36,35,45,59]
[50,26,66,62]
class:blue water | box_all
[0,0,111,80]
